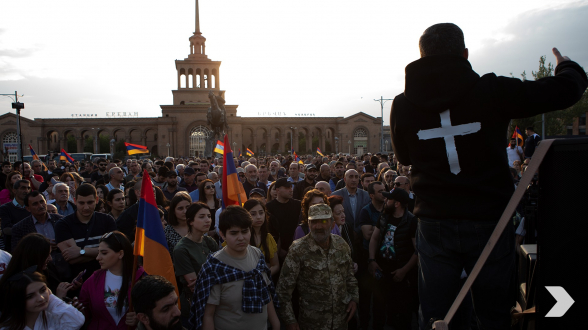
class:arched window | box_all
[189,126,212,157]
[354,128,368,138]
[3,132,18,162]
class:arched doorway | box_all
[189,125,211,157]
[353,128,368,156]
[2,132,19,162]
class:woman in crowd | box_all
[293,189,338,239]
[0,171,22,204]
[173,202,218,318]
[125,182,137,207]
[0,271,85,330]
[164,192,192,258]
[197,179,220,238]
[95,185,109,202]
[1,233,84,300]
[243,199,279,276]
[105,188,125,221]
[79,231,144,330]
[328,195,354,251]
[266,181,277,203]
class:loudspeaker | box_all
[536,137,588,328]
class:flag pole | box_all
[127,254,140,329]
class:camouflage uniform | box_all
[277,233,359,330]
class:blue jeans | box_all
[417,218,515,330]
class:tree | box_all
[510,56,588,137]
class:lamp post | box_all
[166,143,171,156]
[290,127,297,153]
[348,140,351,155]
[2,91,24,161]
[335,137,339,154]
[374,96,394,153]
[385,140,388,152]
[91,128,100,153]
[110,139,116,159]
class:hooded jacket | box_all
[391,55,587,221]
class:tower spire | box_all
[195,0,200,34]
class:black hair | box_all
[99,231,134,316]
[131,275,177,318]
[95,184,109,199]
[367,181,384,195]
[218,205,253,235]
[419,23,465,57]
[0,234,51,285]
[76,183,97,198]
[24,190,44,207]
[1,161,10,167]
[0,272,48,330]
[13,179,30,191]
[167,192,192,226]
[243,199,270,262]
[185,202,211,234]
[106,188,124,205]
[526,126,535,132]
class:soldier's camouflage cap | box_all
[308,203,332,220]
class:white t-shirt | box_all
[0,250,11,279]
[506,146,523,167]
[105,270,127,325]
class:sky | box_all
[1,0,587,124]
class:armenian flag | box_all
[246,148,254,156]
[125,142,149,155]
[316,147,324,156]
[511,126,524,147]
[292,151,303,164]
[238,149,242,157]
[133,170,180,303]
[222,135,247,206]
[60,149,75,163]
[214,140,224,155]
[29,145,39,160]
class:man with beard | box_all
[293,164,318,200]
[367,188,417,330]
[132,275,185,330]
[266,178,301,261]
[328,162,345,192]
[242,164,268,197]
[163,171,187,201]
[268,160,286,181]
[277,204,359,330]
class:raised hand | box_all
[552,47,571,66]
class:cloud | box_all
[0,48,36,58]
[471,2,588,78]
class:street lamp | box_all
[374,96,393,153]
[335,137,339,154]
[166,143,171,156]
[348,140,351,155]
[289,127,297,153]
[110,139,116,158]
[91,128,100,153]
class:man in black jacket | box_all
[390,23,587,329]
[0,180,32,252]
[524,126,542,159]
[12,191,63,250]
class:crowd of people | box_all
[1,22,586,330]
[0,150,438,330]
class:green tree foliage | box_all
[510,56,588,137]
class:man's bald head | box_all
[315,181,331,197]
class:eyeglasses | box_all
[204,185,214,189]
[101,231,122,246]
[394,182,405,186]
